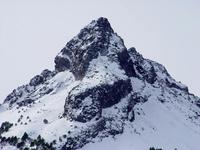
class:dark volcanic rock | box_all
[64,79,132,123]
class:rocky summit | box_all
[0,17,200,150]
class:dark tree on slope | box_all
[17,141,25,148]
[0,121,13,135]
[21,132,29,141]
[9,136,18,145]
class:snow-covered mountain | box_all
[1,17,200,150]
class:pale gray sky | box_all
[0,0,200,103]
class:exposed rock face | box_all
[117,50,136,77]
[128,47,189,92]
[2,17,200,150]
[29,69,55,86]
[4,69,55,106]
[64,79,132,123]
[128,47,157,84]
[4,17,190,121]
[165,78,188,92]
[29,75,44,86]
[61,119,106,150]
[54,17,136,79]
[55,18,114,79]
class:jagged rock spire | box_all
[55,18,114,78]
[54,17,130,79]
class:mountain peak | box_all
[1,17,200,150]
[54,17,130,79]
[77,17,114,42]
[89,17,114,33]
[96,17,110,25]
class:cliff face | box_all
[54,17,135,79]
[1,17,200,150]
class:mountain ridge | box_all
[0,17,200,150]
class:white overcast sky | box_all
[0,0,200,103]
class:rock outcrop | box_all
[1,17,200,150]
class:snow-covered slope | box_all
[0,17,200,150]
